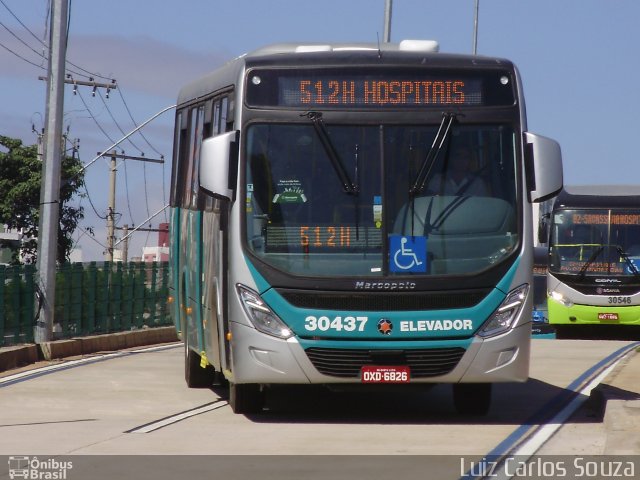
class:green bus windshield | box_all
[549,208,640,277]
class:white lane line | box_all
[488,359,623,480]
[126,401,229,433]
[0,353,124,384]
[0,343,180,386]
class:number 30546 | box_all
[608,296,631,304]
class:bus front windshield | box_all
[549,209,640,277]
[245,122,518,277]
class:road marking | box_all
[125,400,229,433]
[511,360,618,457]
[0,343,181,388]
[460,341,640,480]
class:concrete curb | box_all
[0,326,179,372]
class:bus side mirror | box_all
[524,132,563,203]
[538,213,549,245]
[199,130,239,201]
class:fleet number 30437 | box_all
[304,315,368,332]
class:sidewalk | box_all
[0,326,179,373]
[593,345,640,454]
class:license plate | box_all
[598,313,619,321]
[361,365,410,383]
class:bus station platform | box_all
[582,345,640,454]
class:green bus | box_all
[545,185,640,338]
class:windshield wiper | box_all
[615,245,640,276]
[578,245,604,280]
[303,111,358,195]
[409,112,457,198]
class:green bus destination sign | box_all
[246,68,515,108]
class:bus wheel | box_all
[229,383,264,414]
[453,383,492,415]
[184,343,215,388]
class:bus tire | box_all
[229,383,264,414]
[453,383,492,415]
[184,343,215,388]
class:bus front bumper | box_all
[227,320,531,385]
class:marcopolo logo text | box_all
[355,281,416,290]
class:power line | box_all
[96,88,143,153]
[0,39,46,69]
[1,0,115,81]
[123,160,136,225]
[0,18,47,62]
[117,88,164,157]
[82,183,108,220]
[118,89,167,224]
[75,86,117,145]
[0,0,46,45]
[143,162,151,218]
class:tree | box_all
[0,135,86,264]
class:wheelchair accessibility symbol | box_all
[390,235,427,273]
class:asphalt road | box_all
[0,338,636,479]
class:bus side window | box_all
[189,105,205,209]
[212,100,221,135]
[170,110,186,207]
[203,99,213,138]
[220,97,229,133]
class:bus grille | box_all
[277,289,488,311]
[304,347,466,378]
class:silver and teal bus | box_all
[169,40,563,414]
[544,186,640,339]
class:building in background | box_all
[142,223,169,262]
[0,225,24,264]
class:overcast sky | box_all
[1,0,639,261]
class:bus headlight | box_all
[478,284,529,338]
[236,284,293,339]
[550,290,574,308]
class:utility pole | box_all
[114,205,169,250]
[473,0,480,55]
[97,151,164,262]
[35,0,68,343]
[115,224,165,263]
[121,225,128,263]
[383,0,393,43]
[106,152,117,262]
[33,127,44,162]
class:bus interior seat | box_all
[393,195,516,273]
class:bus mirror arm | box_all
[200,130,239,201]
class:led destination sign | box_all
[246,68,515,109]
[286,77,478,107]
[572,213,640,225]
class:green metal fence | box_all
[0,261,170,347]
[0,264,36,346]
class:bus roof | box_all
[176,40,516,107]
[555,185,640,209]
